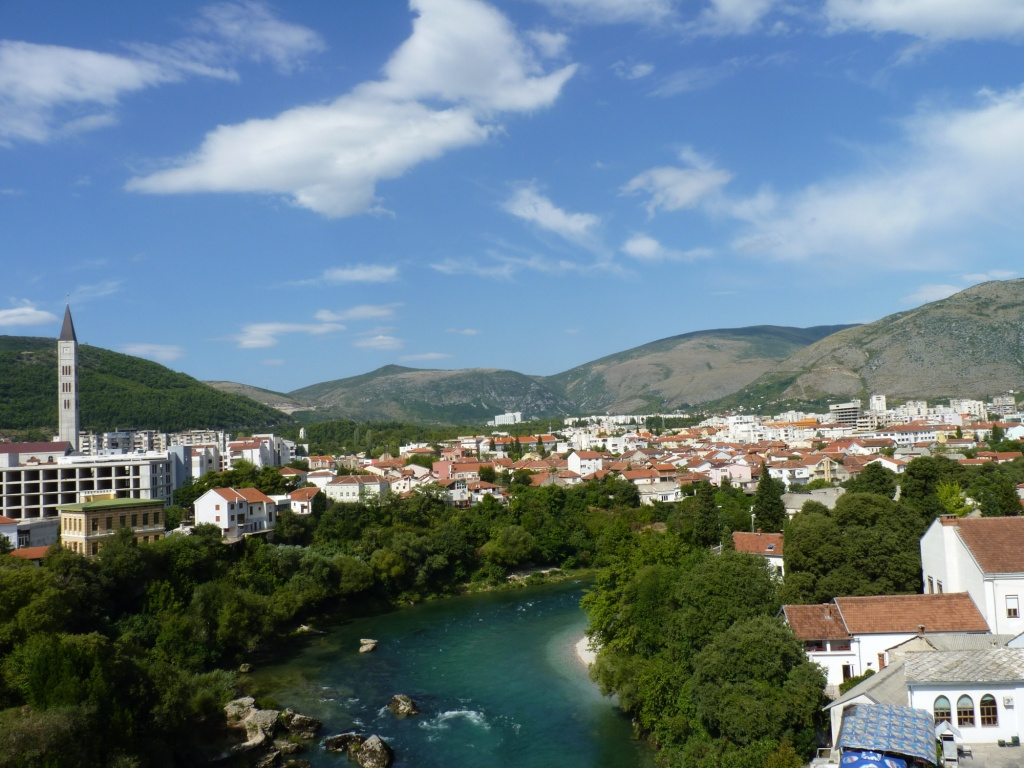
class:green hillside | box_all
[0,336,290,433]
[288,365,575,424]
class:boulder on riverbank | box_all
[279,708,322,739]
[386,694,419,717]
[359,638,378,653]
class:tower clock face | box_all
[62,345,72,355]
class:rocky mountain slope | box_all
[745,279,1024,404]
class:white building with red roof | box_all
[921,516,1024,636]
[732,531,784,574]
[194,487,278,539]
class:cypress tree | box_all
[752,464,786,532]
[694,481,721,548]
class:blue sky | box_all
[2,0,1023,393]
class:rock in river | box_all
[359,638,378,653]
[324,732,365,756]
[386,694,419,717]
[355,735,394,768]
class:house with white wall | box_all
[194,487,277,539]
[783,593,990,693]
[921,515,1024,636]
[324,475,389,503]
[732,531,784,574]
[567,451,603,477]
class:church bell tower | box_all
[58,305,80,448]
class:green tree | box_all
[478,465,496,483]
[752,467,786,532]
[693,482,721,548]
[936,480,970,517]
[845,462,897,499]
[991,424,1006,445]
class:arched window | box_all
[934,696,952,724]
[957,695,975,727]
[980,695,998,726]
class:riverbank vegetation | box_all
[0,475,644,767]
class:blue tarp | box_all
[838,703,935,764]
[842,750,909,768]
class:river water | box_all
[251,580,654,767]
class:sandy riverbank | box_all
[575,635,597,667]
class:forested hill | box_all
[0,336,289,433]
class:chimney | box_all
[939,515,960,527]
[918,624,926,636]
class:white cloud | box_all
[621,234,712,261]
[730,85,1024,265]
[400,352,452,361]
[528,30,570,59]
[431,252,588,279]
[825,0,1024,41]
[901,284,962,304]
[695,0,778,35]
[0,3,322,145]
[192,1,326,72]
[0,41,173,143]
[503,185,600,246]
[612,60,655,80]
[128,0,577,217]
[232,322,344,348]
[533,0,675,24]
[323,265,398,283]
[0,303,58,327]
[72,280,123,301]
[446,327,479,335]
[121,343,185,363]
[623,147,733,216]
[962,270,1017,282]
[315,303,401,322]
[354,334,404,351]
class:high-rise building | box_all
[57,305,80,448]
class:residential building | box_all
[194,487,277,539]
[324,475,390,503]
[286,487,322,515]
[0,451,172,549]
[732,531,784,574]
[783,593,990,691]
[920,515,1024,635]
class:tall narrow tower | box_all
[58,305,80,448]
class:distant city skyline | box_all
[2,0,1022,392]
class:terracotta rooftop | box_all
[733,531,783,557]
[835,593,989,635]
[951,517,1024,574]
[783,603,851,640]
[9,546,49,560]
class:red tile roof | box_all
[9,546,49,560]
[0,516,17,525]
[952,517,1024,574]
[733,531,783,557]
[834,593,989,635]
[0,441,73,455]
[783,603,851,640]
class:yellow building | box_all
[57,495,166,557]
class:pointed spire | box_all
[59,305,77,343]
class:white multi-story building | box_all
[194,487,277,539]
[324,475,390,503]
[869,394,887,412]
[921,516,1024,636]
[0,450,172,549]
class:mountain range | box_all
[4,279,1024,432]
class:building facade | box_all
[57,496,166,556]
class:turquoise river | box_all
[250,579,654,767]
